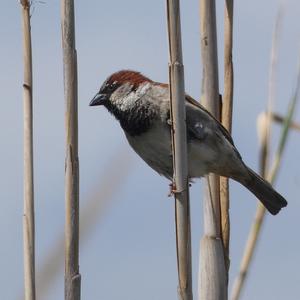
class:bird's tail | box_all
[237,168,287,215]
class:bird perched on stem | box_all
[90,70,287,215]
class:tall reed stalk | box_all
[61,0,81,299]
[260,6,284,178]
[231,76,299,300]
[20,1,36,299]
[35,151,132,298]
[220,0,234,276]
[166,1,193,299]
[270,112,300,130]
[231,7,287,299]
[199,1,227,299]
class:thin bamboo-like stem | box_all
[220,0,234,276]
[260,5,284,177]
[34,151,132,298]
[230,7,286,300]
[199,1,227,299]
[200,0,220,235]
[231,58,300,300]
[166,1,193,299]
[271,112,300,131]
[21,1,36,300]
[61,1,81,299]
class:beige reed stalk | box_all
[21,1,36,299]
[34,151,132,298]
[220,0,234,276]
[260,4,284,177]
[270,112,300,131]
[230,7,285,300]
[166,1,193,299]
[231,60,300,300]
[61,0,81,299]
[199,1,227,299]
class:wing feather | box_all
[185,95,235,146]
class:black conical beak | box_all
[89,93,108,106]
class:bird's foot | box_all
[168,182,192,196]
[168,182,176,197]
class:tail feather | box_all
[238,168,287,215]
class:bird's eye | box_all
[111,81,118,88]
[106,81,118,93]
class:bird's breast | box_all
[124,121,215,179]
[125,123,173,179]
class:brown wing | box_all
[185,95,235,146]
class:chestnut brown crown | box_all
[104,70,153,90]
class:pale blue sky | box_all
[0,0,299,299]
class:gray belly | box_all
[125,125,218,179]
[125,125,173,179]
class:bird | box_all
[89,70,287,215]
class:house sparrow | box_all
[90,70,287,215]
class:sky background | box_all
[0,0,299,299]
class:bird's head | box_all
[89,70,153,111]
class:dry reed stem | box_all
[61,0,81,299]
[20,1,36,299]
[166,1,193,299]
[231,56,300,300]
[230,7,286,300]
[200,0,221,234]
[220,0,234,276]
[271,112,300,131]
[261,4,284,177]
[199,1,227,299]
[33,151,132,298]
